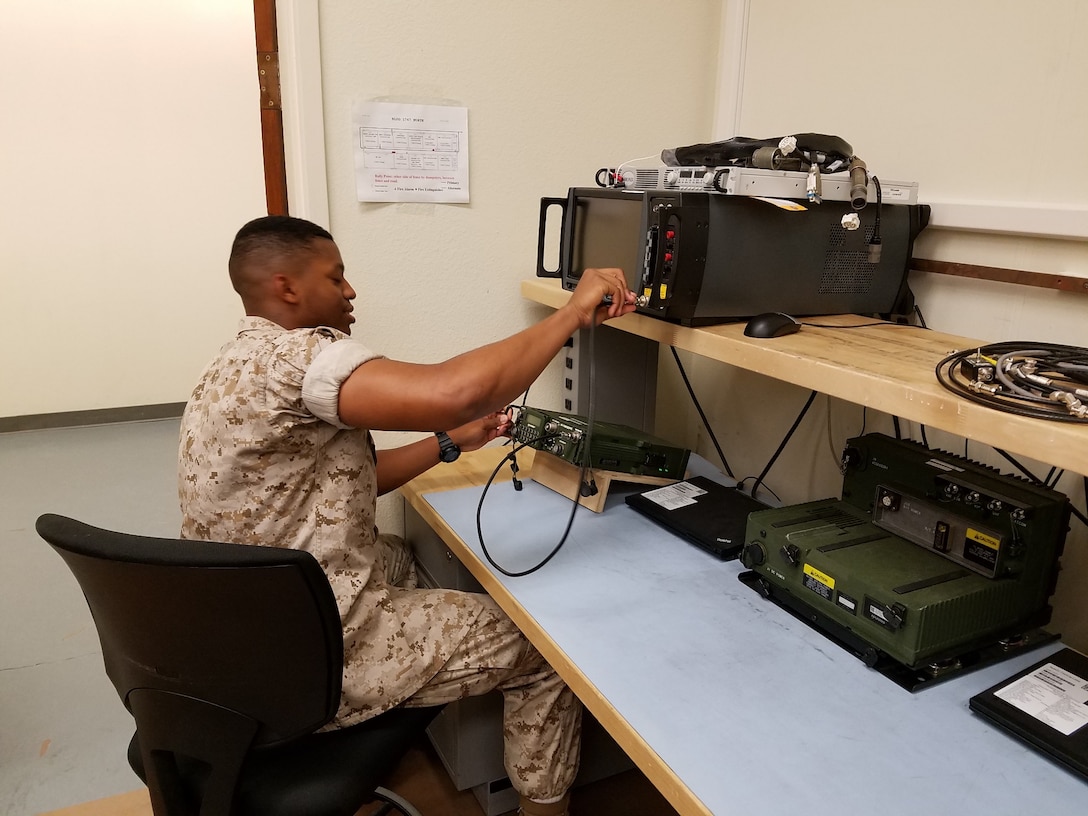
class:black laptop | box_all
[625,475,768,560]
[969,647,1088,781]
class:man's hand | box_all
[448,410,513,453]
[566,267,637,328]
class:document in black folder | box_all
[969,647,1088,780]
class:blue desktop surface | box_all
[424,477,1087,815]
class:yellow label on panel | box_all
[659,283,668,299]
[803,563,835,589]
[966,528,1000,550]
[753,196,809,211]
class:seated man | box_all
[178,215,635,816]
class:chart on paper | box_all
[353,101,470,203]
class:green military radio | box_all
[509,406,689,480]
[740,434,1070,688]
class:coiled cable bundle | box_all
[935,342,1088,422]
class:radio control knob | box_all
[742,541,766,567]
[781,543,802,565]
[886,603,907,630]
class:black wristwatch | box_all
[435,431,461,463]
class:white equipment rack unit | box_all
[611,165,919,205]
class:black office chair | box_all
[36,513,442,816]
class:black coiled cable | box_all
[935,342,1088,423]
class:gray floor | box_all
[1,419,183,816]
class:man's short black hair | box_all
[230,215,333,263]
[228,216,335,291]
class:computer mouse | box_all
[743,312,801,338]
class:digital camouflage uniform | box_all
[178,317,581,801]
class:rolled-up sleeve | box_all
[301,338,383,428]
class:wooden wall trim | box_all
[253,0,289,215]
[912,258,1088,295]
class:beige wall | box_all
[0,0,267,418]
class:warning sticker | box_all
[802,563,835,600]
[966,528,1001,550]
[964,527,1001,570]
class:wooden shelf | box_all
[522,278,1088,477]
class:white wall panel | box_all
[0,0,266,417]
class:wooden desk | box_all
[522,278,1088,477]
[403,450,1088,816]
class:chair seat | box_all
[129,706,441,816]
[36,513,443,816]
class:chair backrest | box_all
[35,513,344,747]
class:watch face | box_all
[438,433,460,462]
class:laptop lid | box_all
[625,475,768,560]
[969,647,1088,780]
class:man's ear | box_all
[272,272,301,304]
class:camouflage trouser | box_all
[378,535,583,801]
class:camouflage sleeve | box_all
[301,337,384,428]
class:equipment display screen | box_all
[568,192,644,292]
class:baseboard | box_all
[36,788,150,816]
[0,403,186,434]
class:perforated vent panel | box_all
[820,225,878,294]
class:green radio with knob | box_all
[509,405,689,480]
[740,434,1071,686]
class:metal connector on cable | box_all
[601,293,649,307]
[848,156,868,210]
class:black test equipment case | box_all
[537,186,930,326]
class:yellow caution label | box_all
[966,528,1000,551]
[753,196,809,211]
[803,563,835,589]
[659,283,668,299]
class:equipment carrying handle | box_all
[536,197,567,278]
